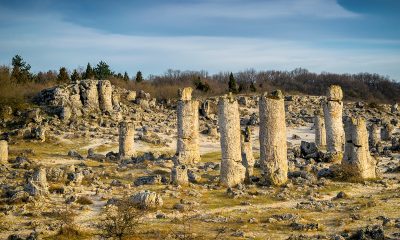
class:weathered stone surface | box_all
[130,190,163,209]
[178,87,193,101]
[259,90,288,186]
[381,122,393,141]
[323,85,344,157]
[79,80,100,111]
[119,122,135,159]
[218,95,245,187]
[200,99,218,118]
[368,124,381,148]
[98,80,113,112]
[241,126,255,183]
[314,110,326,148]
[126,90,137,101]
[25,167,49,196]
[176,88,200,165]
[391,103,398,113]
[342,117,377,179]
[171,165,189,186]
[0,140,8,163]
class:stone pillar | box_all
[342,117,377,179]
[0,140,8,163]
[98,80,113,112]
[176,88,200,165]
[259,90,288,186]
[218,94,245,187]
[381,122,393,141]
[323,85,344,157]
[80,80,99,112]
[314,109,326,148]
[25,167,49,196]
[119,122,135,159]
[241,126,255,183]
[171,165,189,186]
[368,124,381,148]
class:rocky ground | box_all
[0,81,399,240]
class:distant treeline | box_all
[1,55,399,110]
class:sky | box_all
[0,0,399,79]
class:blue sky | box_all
[0,0,399,79]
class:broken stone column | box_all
[119,122,135,159]
[176,88,200,165]
[241,126,255,183]
[323,85,344,157]
[0,140,8,163]
[381,122,393,141]
[259,90,288,186]
[314,109,326,148]
[368,124,381,148]
[80,80,99,112]
[171,165,189,186]
[98,80,113,112]
[218,94,245,187]
[25,167,49,196]
[342,117,377,179]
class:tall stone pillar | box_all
[176,88,200,165]
[314,109,326,148]
[368,124,381,148]
[241,126,255,183]
[98,80,113,112]
[323,85,344,160]
[79,80,100,112]
[342,117,377,179]
[259,90,288,186]
[0,140,8,163]
[119,122,135,159]
[218,94,245,187]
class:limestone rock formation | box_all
[37,79,120,119]
[218,94,246,187]
[176,88,200,165]
[98,80,113,112]
[0,140,8,163]
[171,165,189,186]
[381,122,393,141]
[259,90,288,186]
[323,85,344,159]
[342,117,377,180]
[368,124,381,148]
[130,190,163,209]
[241,126,255,183]
[25,167,49,196]
[119,122,135,159]
[314,109,326,148]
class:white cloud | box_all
[145,0,360,20]
[0,8,398,80]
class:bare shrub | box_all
[98,198,146,240]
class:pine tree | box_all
[228,72,238,93]
[11,55,32,84]
[57,67,70,83]
[94,61,113,80]
[83,63,95,79]
[250,81,256,92]
[123,72,129,82]
[71,69,81,83]
[135,71,143,83]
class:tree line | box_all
[1,55,400,104]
